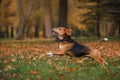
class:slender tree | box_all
[5,24,9,38]
[96,0,101,37]
[34,17,40,38]
[58,0,68,27]
[119,25,120,36]
[0,0,10,38]
[43,0,52,38]
[15,0,33,40]
[0,0,3,38]
[0,0,1,4]
[11,26,14,38]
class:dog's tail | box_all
[97,38,109,42]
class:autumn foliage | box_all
[0,40,119,59]
[0,39,120,79]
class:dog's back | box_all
[70,42,90,57]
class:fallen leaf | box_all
[4,67,9,72]
[3,59,10,64]
[12,73,17,78]
[4,65,12,72]
[30,70,38,75]
[67,68,77,73]
[39,54,46,59]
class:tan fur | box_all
[53,27,72,36]
[87,48,107,65]
[52,41,74,55]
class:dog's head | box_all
[53,27,72,36]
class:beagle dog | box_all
[47,27,107,65]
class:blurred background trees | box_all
[0,0,120,39]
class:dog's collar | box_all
[56,35,74,43]
[58,36,63,40]
[55,36,64,42]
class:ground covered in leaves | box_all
[0,39,120,80]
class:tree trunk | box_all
[11,26,14,38]
[43,0,52,38]
[16,19,26,39]
[99,20,107,37]
[58,0,68,27]
[119,26,120,36]
[96,0,101,37]
[0,0,1,5]
[0,26,1,37]
[34,17,40,38]
[5,25,9,38]
[117,21,120,36]
[96,14,101,37]
[15,0,33,40]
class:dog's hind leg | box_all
[87,49,108,66]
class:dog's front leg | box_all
[46,49,67,57]
[46,42,73,57]
[53,49,67,55]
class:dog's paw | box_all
[46,52,53,57]
[103,38,108,41]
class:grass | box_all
[0,38,120,80]
[74,36,120,42]
[0,38,55,44]
[0,56,120,80]
[0,36,120,44]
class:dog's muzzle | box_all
[52,29,58,36]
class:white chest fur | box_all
[58,36,63,40]
[59,44,62,49]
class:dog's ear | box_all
[65,29,72,36]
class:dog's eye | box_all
[59,28,61,30]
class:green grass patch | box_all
[0,55,120,80]
[74,36,120,42]
[0,38,55,44]
[0,36,120,44]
